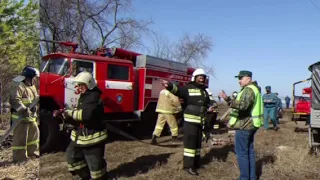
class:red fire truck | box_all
[39,41,207,153]
[292,78,312,122]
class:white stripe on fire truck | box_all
[105,81,133,90]
[145,84,152,90]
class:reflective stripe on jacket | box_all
[9,82,37,122]
[167,82,210,125]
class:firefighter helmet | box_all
[191,68,206,81]
[73,71,97,90]
[13,66,38,82]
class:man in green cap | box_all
[219,70,263,180]
[251,80,261,93]
[262,85,278,130]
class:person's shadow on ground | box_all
[108,152,173,179]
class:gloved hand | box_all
[62,109,73,119]
[30,106,37,113]
[21,108,32,117]
[177,106,182,112]
[53,109,64,117]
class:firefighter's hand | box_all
[160,80,169,87]
[62,109,73,119]
[30,106,37,113]
[20,108,32,117]
[53,109,64,117]
[208,106,215,112]
[23,108,33,117]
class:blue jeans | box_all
[235,129,257,180]
[263,107,277,129]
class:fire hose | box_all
[52,106,233,147]
[53,109,152,145]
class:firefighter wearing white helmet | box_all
[191,68,206,81]
[160,68,212,176]
[9,65,39,163]
[61,71,108,179]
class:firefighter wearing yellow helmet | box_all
[161,68,212,176]
[62,71,108,180]
[9,65,39,163]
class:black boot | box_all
[151,135,158,145]
[184,168,199,176]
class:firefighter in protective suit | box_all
[161,68,211,176]
[59,71,108,180]
[9,66,39,163]
[204,89,219,138]
[151,89,182,145]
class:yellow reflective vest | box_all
[229,84,263,129]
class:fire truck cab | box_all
[292,78,311,122]
[39,41,206,153]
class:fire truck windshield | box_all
[41,58,69,75]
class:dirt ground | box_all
[1,104,320,180]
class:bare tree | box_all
[174,33,214,75]
[150,32,214,75]
[149,33,174,60]
[40,0,152,54]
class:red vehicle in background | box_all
[39,41,207,153]
[292,78,312,122]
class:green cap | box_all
[235,70,252,78]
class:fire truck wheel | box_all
[40,110,60,154]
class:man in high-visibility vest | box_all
[219,70,263,180]
[151,89,182,145]
[9,66,39,163]
[251,80,261,93]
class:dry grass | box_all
[1,104,320,180]
[0,141,39,180]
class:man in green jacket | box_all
[219,70,263,180]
